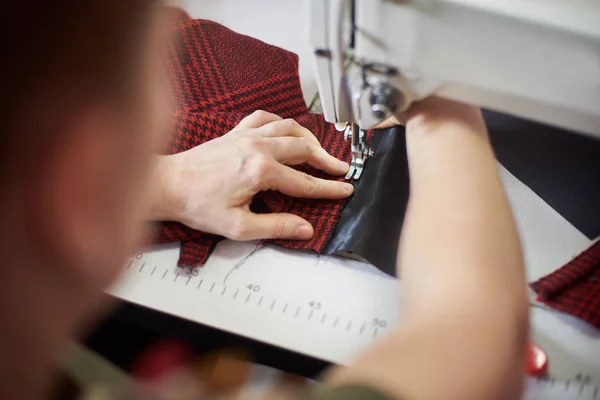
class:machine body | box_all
[310,0,600,178]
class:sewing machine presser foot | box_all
[344,123,374,181]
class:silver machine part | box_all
[344,123,374,180]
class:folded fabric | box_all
[157,17,366,267]
[530,240,600,327]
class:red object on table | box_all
[524,341,549,377]
[530,240,600,328]
[130,339,193,381]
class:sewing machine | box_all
[311,0,600,179]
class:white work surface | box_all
[112,2,600,398]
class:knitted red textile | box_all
[157,18,357,267]
[531,240,600,327]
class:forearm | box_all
[400,101,527,322]
[399,100,528,393]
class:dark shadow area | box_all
[85,302,331,379]
[485,110,600,239]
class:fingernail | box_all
[339,160,350,170]
[342,182,354,194]
[297,224,313,239]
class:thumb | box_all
[228,212,314,241]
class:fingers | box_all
[266,137,349,175]
[226,211,314,241]
[235,110,282,129]
[257,118,321,147]
[236,112,322,149]
[270,164,354,199]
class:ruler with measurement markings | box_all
[108,167,599,399]
[109,240,600,400]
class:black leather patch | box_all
[323,127,410,276]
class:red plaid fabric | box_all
[157,16,359,267]
[531,240,600,327]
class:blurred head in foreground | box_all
[0,2,168,399]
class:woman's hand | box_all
[152,111,354,241]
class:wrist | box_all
[150,155,184,221]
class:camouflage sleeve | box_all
[298,385,394,400]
